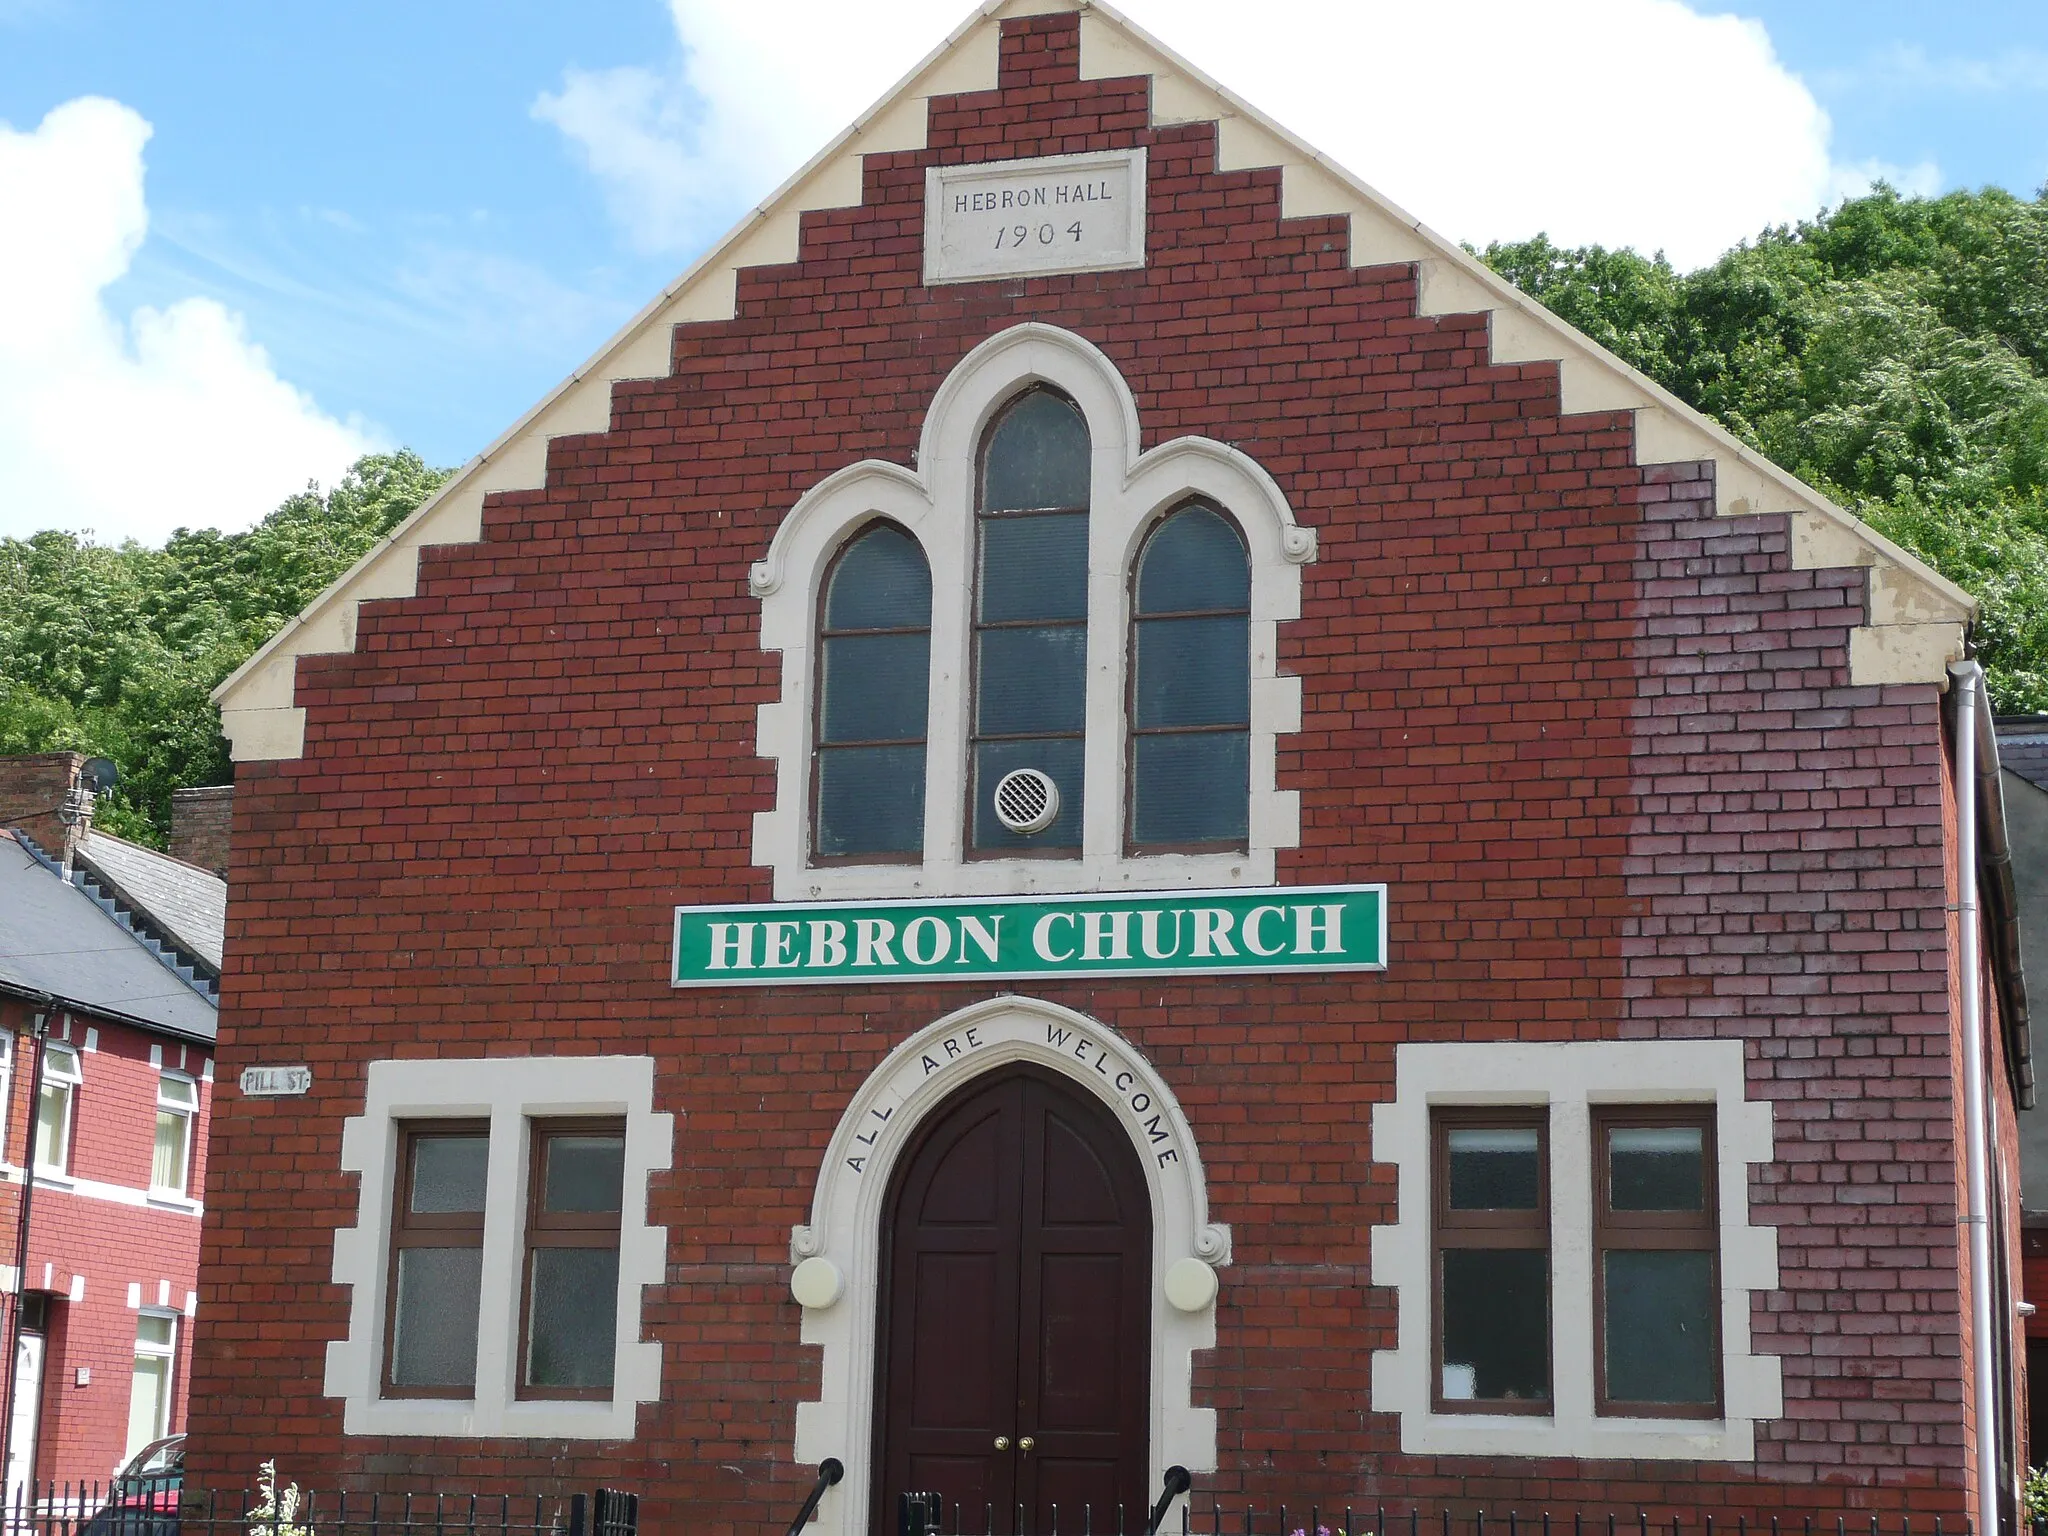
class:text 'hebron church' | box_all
[188,4,2033,1534]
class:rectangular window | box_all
[1593,1108,1720,1416]
[126,1311,177,1457]
[1431,1108,1550,1413]
[383,1121,489,1399]
[519,1119,626,1399]
[34,1043,82,1176]
[151,1074,198,1195]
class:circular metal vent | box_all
[992,767,1060,835]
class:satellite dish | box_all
[80,758,118,794]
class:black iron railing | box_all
[0,1482,637,1536]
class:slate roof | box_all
[0,831,218,1042]
[75,829,226,972]
[1999,715,2048,795]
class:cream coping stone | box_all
[215,0,1972,763]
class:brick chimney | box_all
[0,752,88,864]
[170,785,233,877]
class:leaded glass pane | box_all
[1135,615,1250,728]
[981,391,1089,512]
[973,737,1084,851]
[978,514,1089,622]
[820,633,931,744]
[390,1247,483,1390]
[409,1134,488,1214]
[816,745,927,857]
[975,626,1088,736]
[526,1247,620,1390]
[1604,1250,1716,1403]
[1132,732,1248,845]
[825,524,931,631]
[1137,505,1248,614]
[543,1134,626,1215]
[1441,1248,1548,1402]
[1446,1127,1542,1210]
[1609,1126,1706,1212]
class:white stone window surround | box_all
[749,321,1316,902]
[325,1055,672,1440]
[789,995,1230,1536]
[1369,1039,1782,1461]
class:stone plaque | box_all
[240,1064,312,1097]
[924,148,1146,285]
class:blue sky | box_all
[1,0,2044,542]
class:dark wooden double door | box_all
[874,1068,1152,1536]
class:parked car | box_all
[79,1436,182,1536]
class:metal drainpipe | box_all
[1952,659,2001,1536]
[0,1005,51,1504]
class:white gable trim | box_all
[790,995,1227,1536]
[749,320,1312,899]
[215,0,1972,765]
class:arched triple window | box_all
[1128,502,1250,851]
[968,388,1091,856]
[812,521,931,861]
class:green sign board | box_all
[671,883,1386,987]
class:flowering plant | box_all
[247,1461,313,1536]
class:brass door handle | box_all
[1019,1437,1035,1452]
[994,1436,1011,1450]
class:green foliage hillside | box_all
[3,186,2044,847]
[0,452,451,844]
[1483,184,2048,712]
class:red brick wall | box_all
[0,755,83,865]
[169,788,234,880]
[0,995,211,1491]
[188,11,1995,1525]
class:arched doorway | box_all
[872,1065,1152,1536]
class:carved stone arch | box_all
[750,320,1316,901]
[789,995,1227,1536]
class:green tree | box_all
[0,451,451,845]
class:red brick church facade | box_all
[189,5,2029,1533]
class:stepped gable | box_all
[210,0,1975,767]
[75,829,226,976]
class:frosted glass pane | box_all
[136,1314,175,1349]
[1132,732,1248,846]
[1134,615,1249,728]
[1137,506,1248,614]
[390,1247,482,1390]
[409,1135,488,1213]
[544,1135,625,1215]
[1609,1126,1706,1211]
[820,632,930,743]
[825,524,931,630]
[816,745,927,857]
[976,626,1086,735]
[981,391,1089,511]
[526,1247,620,1391]
[1446,1127,1542,1210]
[152,1110,189,1192]
[978,514,1088,622]
[34,1085,68,1169]
[1441,1248,1548,1402]
[1604,1250,1716,1403]
[126,1356,168,1456]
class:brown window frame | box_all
[810,518,932,868]
[382,1119,489,1401]
[966,386,1091,862]
[1124,499,1252,857]
[1591,1105,1721,1419]
[1430,1106,1551,1416]
[516,1117,627,1402]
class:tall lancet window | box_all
[1128,502,1250,850]
[970,388,1091,855]
[813,522,932,861]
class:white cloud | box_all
[0,98,380,544]
[537,0,1940,272]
